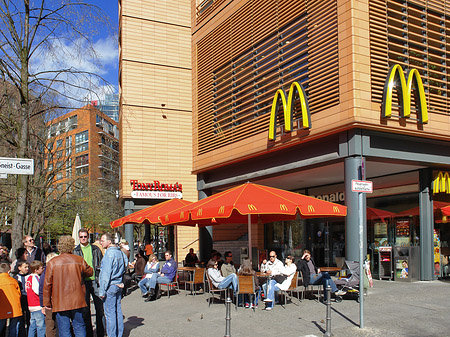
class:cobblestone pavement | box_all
[116,279,450,337]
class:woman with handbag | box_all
[263,255,296,310]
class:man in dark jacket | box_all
[43,235,93,337]
[23,235,45,263]
[297,249,343,300]
[73,229,104,337]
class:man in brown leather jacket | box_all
[43,235,93,337]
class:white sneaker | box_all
[335,290,346,296]
[265,306,272,311]
[263,298,273,302]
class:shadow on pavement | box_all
[331,306,358,327]
[123,315,144,337]
[311,320,325,334]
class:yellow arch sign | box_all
[268,81,311,140]
[381,64,428,124]
[433,171,450,194]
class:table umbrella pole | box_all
[248,214,252,265]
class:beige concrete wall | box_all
[120,0,198,260]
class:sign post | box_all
[352,179,373,329]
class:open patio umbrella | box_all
[110,198,193,228]
[72,213,82,246]
[367,207,395,221]
[160,182,347,261]
[395,201,450,217]
[442,205,450,217]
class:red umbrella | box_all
[367,207,395,221]
[159,182,347,261]
[395,201,450,217]
[110,198,193,228]
[442,205,450,217]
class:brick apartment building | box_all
[46,104,119,197]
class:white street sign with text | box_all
[0,157,34,175]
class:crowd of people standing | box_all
[0,231,129,337]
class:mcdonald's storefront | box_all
[191,0,450,281]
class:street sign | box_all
[0,157,34,175]
[0,173,7,179]
[351,179,373,193]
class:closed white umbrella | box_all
[72,213,82,246]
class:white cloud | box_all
[29,35,118,109]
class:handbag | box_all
[273,274,287,283]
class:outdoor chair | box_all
[159,271,180,299]
[234,275,257,311]
[185,268,205,296]
[301,271,322,301]
[279,272,300,308]
[205,272,228,307]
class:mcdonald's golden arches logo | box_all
[433,171,450,194]
[218,206,225,215]
[268,81,311,140]
[307,205,315,213]
[381,64,428,124]
[248,204,257,211]
[280,204,288,211]
[197,208,203,216]
[333,206,340,213]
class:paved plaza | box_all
[117,278,450,337]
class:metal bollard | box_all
[224,295,232,337]
[324,285,332,337]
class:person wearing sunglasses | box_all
[22,235,45,264]
[73,229,105,337]
[260,251,283,275]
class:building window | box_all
[47,163,53,171]
[75,130,88,144]
[75,143,88,153]
[75,154,89,167]
[56,150,63,160]
[76,166,89,176]
[56,172,63,180]
[56,139,63,148]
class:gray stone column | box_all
[198,189,212,263]
[124,199,135,261]
[344,157,367,262]
[419,169,434,280]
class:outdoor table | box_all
[178,266,196,290]
[256,272,271,297]
[319,266,341,277]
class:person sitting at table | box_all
[145,251,177,302]
[263,255,297,310]
[207,259,238,295]
[139,254,160,298]
[237,258,260,308]
[260,250,284,275]
[297,249,344,301]
[134,250,148,279]
[221,251,236,277]
[184,248,199,267]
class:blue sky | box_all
[95,0,119,91]
[96,0,119,92]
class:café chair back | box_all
[234,275,256,311]
[185,268,205,296]
[205,272,228,307]
[279,272,300,307]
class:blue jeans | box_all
[148,274,172,290]
[103,285,124,337]
[218,274,238,294]
[28,311,45,337]
[55,308,86,337]
[138,276,153,294]
[0,317,21,337]
[264,279,280,308]
[310,272,337,299]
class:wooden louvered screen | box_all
[196,0,339,155]
[370,0,450,117]
[196,0,228,24]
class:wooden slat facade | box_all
[195,0,340,155]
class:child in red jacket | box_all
[25,261,45,337]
